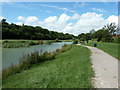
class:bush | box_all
[101,38,106,42]
[73,40,78,44]
[29,41,39,45]
[109,38,114,43]
[97,38,101,42]
[56,49,60,52]
[45,41,52,45]
[72,38,76,41]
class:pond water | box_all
[2,42,72,70]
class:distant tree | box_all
[90,29,95,41]
[85,33,91,43]
[104,23,116,35]
[2,19,8,25]
[2,19,75,40]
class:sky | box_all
[0,2,118,35]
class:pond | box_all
[2,42,72,70]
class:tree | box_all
[105,23,116,35]
[2,19,8,25]
[90,29,95,41]
[85,33,91,43]
[2,19,75,40]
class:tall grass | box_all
[2,44,72,80]
[2,40,47,48]
[44,40,54,45]
[2,40,56,48]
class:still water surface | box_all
[2,42,72,69]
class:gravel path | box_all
[84,46,118,88]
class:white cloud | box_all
[26,16,38,23]
[92,8,106,13]
[70,13,80,20]
[17,16,39,25]
[0,16,4,20]
[44,16,57,23]
[38,13,70,32]
[58,13,70,23]
[63,23,74,33]
[73,12,106,34]
[17,16,25,21]
[107,15,118,24]
[16,13,118,36]
[15,22,23,26]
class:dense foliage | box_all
[1,19,75,40]
[78,23,120,43]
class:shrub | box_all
[29,41,39,45]
[73,40,78,44]
[39,40,43,44]
[109,38,114,43]
[72,38,76,41]
[45,41,52,45]
[56,49,60,52]
[97,38,101,42]
[101,38,106,42]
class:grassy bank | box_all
[85,42,119,60]
[2,40,54,48]
[60,39,73,42]
[2,44,71,80]
[3,45,94,88]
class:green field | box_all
[85,42,119,60]
[3,45,94,88]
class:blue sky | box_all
[1,2,118,35]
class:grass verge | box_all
[2,45,94,88]
[85,42,119,60]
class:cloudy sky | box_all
[1,2,118,35]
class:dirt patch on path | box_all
[84,46,118,88]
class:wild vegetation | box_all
[2,44,72,80]
[2,40,56,48]
[3,45,94,88]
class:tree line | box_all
[1,19,75,40]
[1,19,120,43]
[77,23,120,43]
